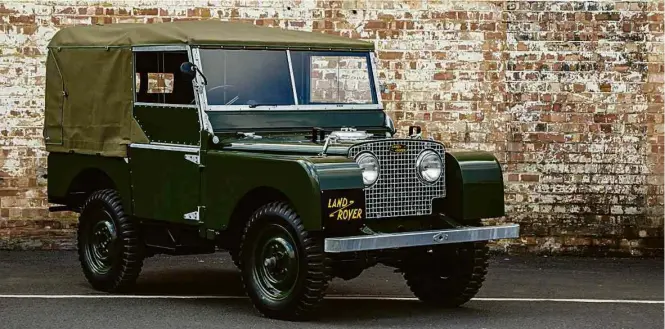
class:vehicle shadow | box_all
[131,268,246,296]
[175,295,490,324]
[125,267,491,323]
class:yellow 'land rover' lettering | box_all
[336,208,363,221]
[328,197,351,209]
[327,196,363,221]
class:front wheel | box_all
[239,202,331,320]
[401,241,489,307]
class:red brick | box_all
[364,20,386,29]
[0,190,19,197]
[433,72,454,80]
[134,8,158,16]
[9,15,35,24]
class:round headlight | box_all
[355,152,379,186]
[416,150,443,183]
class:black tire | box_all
[239,202,331,320]
[77,189,145,293]
[402,241,489,307]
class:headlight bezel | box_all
[415,149,443,184]
[355,151,380,186]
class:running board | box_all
[324,224,520,253]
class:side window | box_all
[134,51,195,105]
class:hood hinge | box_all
[184,206,205,221]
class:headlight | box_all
[416,150,443,183]
[355,152,379,186]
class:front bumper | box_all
[323,224,520,253]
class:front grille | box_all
[347,139,446,219]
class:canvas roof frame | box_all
[43,20,376,157]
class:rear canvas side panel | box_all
[43,47,148,157]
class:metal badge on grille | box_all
[390,144,406,153]
[348,139,446,219]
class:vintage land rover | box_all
[43,20,519,320]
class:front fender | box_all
[440,150,506,222]
[203,151,365,231]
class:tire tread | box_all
[239,201,331,320]
[77,189,144,293]
[404,241,489,307]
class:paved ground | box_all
[0,251,662,329]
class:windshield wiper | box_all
[247,102,286,108]
[236,132,262,139]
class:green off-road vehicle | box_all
[44,20,519,320]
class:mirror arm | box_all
[193,66,208,86]
[180,61,208,85]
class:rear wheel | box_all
[77,189,145,292]
[401,241,489,307]
[239,202,331,320]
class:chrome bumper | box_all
[324,224,520,253]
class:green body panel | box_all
[134,105,200,145]
[128,147,201,225]
[441,150,506,221]
[46,152,133,212]
[201,149,364,232]
[206,110,386,133]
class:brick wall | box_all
[0,0,663,256]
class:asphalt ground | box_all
[0,251,663,329]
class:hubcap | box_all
[83,209,118,275]
[252,224,299,302]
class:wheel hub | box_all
[92,221,115,259]
[252,227,299,301]
[83,212,118,275]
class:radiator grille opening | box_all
[348,139,446,219]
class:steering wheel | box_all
[190,84,239,105]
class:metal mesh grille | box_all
[348,139,446,219]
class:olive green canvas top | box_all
[43,20,374,158]
[48,20,374,50]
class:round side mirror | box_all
[179,62,196,79]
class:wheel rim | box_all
[251,223,299,302]
[83,209,118,275]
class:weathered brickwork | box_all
[0,0,663,256]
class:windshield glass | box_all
[290,51,377,105]
[198,49,377,108]
[199,49,295,106]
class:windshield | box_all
[290,51,377,105]
[198,49,378,108]
[199,49,295,106]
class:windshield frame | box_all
[192,46,383,112]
